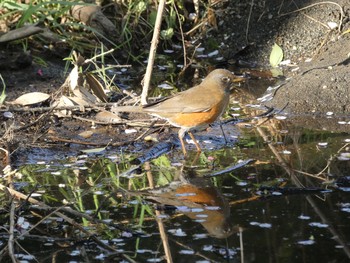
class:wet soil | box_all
[205,0,350,115]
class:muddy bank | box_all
[206,0,350,115]
[266,35,350,115]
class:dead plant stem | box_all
[141,0,166,105]
[8,199,16,263]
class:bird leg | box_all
[188,131,202,152]
[178,129,187,156]
[219,121,228,144]
[178,129,202,156]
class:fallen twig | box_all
[8,199,16,263]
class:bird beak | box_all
[232,75,246,83]
[230,75,245,93]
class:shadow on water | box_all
[1,68,350,263]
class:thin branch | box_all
[173,3,187,69]
[8,199,17,263]
[141,0,166,105]
[245,0,254,43]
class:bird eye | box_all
[221,76,231,83]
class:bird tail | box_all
[111,105,143,113]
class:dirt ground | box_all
[203,0,350,115]
[1,0,350,161]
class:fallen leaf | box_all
[86,73,108,102]
[95,111,121,123]
[79,130,94,138]
[53,95,75,117]
[269,43,283,68]
[12,92,50,106]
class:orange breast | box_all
[168,101,226,128]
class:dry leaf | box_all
[78,130,94,138]
[68,64,80,91]
[12,92,50,106]
[95,111,121,123]
[207,8,217,29]
[69,96,90,107]
[54,95,75,117]
[72,86,97,104]
[269,43,283,68]
[86,73,108,102]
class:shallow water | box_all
[1,53,349,261]
[2,112,350,262]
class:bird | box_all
[113,69,243,155]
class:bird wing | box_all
[143,86,219,113]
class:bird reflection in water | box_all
[139,166,236,239]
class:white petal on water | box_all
[196,214,208,218]
[147,258,163,262]
[157,83,173,90]
[250,221,272,228]
[157,214,169,219]
[338,187,350,192]
[179,249,195,255]
[168,228,187,236]
[191,208,204,213]
[70,250,81,256]
[309,222,329,228]
[172,44,182,49]
[231,107,241,111]
[196,47,205,52]
[205,206,220,211]
[95,253,106,259]
[297,239,315,245]
[272,191,282,196]
[236,181,248,186]
[298,214,311,220]
[259,223,272,228]
[177,206,190,212]
[202,245,213,251]
[207,50,219,57]
[193,233,208,239]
